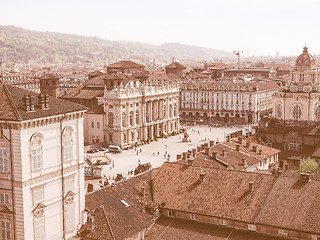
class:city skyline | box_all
[1,0,320,56]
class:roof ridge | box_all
[100,205,116,240]
[3,85,21,121]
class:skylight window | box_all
[120,199,130,207]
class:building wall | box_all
[0,113,85,239]
[84,113,105,145]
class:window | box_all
[63,127,73,162]
[300,74,304,82]
[315,105,320,121]
[219,219,227,226]
[64,177,74,192]
[248,224,256,231]
[136,110,139,125]
[30,133,43,171]
[168,210,175,217]
[0,149,8,173]
[0,193,10,205]
[97,122,100,128]
[91,122,94,128]
[122,112,127,127]
[129,111,134,126]
[1,221,10,240]
[65,202,75,232]
[33,188,44,204]
[108,112,114,127]
[34,215,45,240]
[190,214,197,220]
[292,104,302,120]
[277,103,282,119]
[311,74,315,82]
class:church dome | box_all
[295,46,315,68]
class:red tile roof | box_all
[165,62,186,69]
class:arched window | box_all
[123,133,127,143]
[315,105,320,121]
[163,105,167,118]
[293,104,302,120]
[277,103,282,119]
[169,104,172,118]
[63,126,73,162]
[173,103,177,117]
[129,111,134,126]
[30,133,43,171]
[136,110,139,125]
[108,112,114,127]
[122,112,127,127]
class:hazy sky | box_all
[1,0,320,56]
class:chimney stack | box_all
[38,94,45,109]
[200,171,206,183]
[187,158,194,166]
[44,94,49,109]
[29,94,35,111]
[236,144,240,151]
[242,158,247,166]
[259,149,262,155]
[182,152,188,161]
[87,183,94,193]
[249,181,254,193]
[226,135,230,142]
[252,145,257,153]
[22,95,30,111]
[204,147,210,155]
[141,182,147,197]
[176,154,182,160]
[86,213,95,231]
[246,141,251,149]
[192,148,197,157]
[212,151,218,160]
[238,137,243,144]
[222,150,226,157]
[209,140,215,147]
[204,143,209,148]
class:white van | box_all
[108,145,122,153]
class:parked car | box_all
[108,145,122,153]
[87,149,95,153]
[93,148,99,152]
[98,146,106,151]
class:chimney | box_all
[222,150,226,157]
[176,154,182,160]
[187,158,194,166]
[242,158,247,166]
[236,144,240,151]
[212,151,218,160]
[87,183,94,193]
[249,181,254,193]
[38,94,45,109]
[44,94,49,108]
[199,171,206,183]
[192,148,197,157]
[141,181,147,197]
[209,140,215,147]
[197,146,201,152]
[226,135,230,142]
[246,141,251,149]
[299,172,311,182]
[86,213,95,231]
[259,149,262,155]
[216,138,219,144]
[204,143,209,148]
[29,94,35,111]
[252,145,257,153]
[238,137,243,144]
[204,147,210,155]
[182,152,188,161]
[22,95,30,111]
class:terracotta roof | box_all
[256,172,320,234]
[165,62,186,69]
[80,181,154,240]
[107,61,144,69]
[154,162,276,223]
[0,85,86,121]
[39,73,60,80]
[145,217,286,240]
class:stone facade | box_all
[180,78,279,124]
[97,78,180,147]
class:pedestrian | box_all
[158,152,159,155]
[138,159,140,163]
[153,152,155,156]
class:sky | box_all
[1,0,320,56]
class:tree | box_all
[299,157,319,173]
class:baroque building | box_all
[259,47,320,170]
[61,61,180,147]
[0,85,87,239]
[180,77,279,124]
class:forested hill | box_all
[0,25,232,65]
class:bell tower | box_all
[39,73,60,98]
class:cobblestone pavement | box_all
[92,125,251,181]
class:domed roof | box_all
[295,46,315,68]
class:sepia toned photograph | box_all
[0,0,319,239]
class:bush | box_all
[299,157,319,173]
